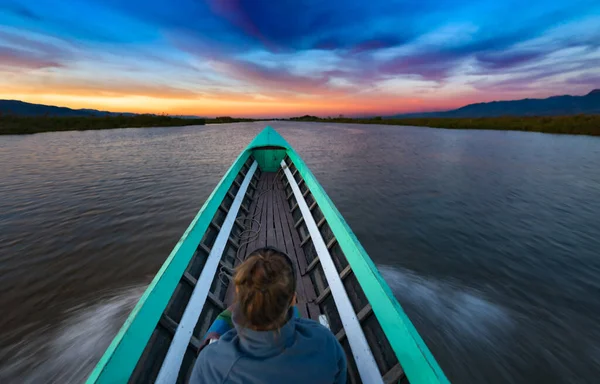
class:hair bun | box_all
[234,247,296,330]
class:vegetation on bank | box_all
[288,114,600,136]
[0,114,208,135]
[0,114,264,135]
[3,113,598,136]
[206,116,259,124]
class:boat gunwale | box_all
[86,149,253,384]
[282,159,383,383]
[285,147,450,384]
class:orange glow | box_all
[0,84,476,118]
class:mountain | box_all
[390,89,600,118]
[0,100,136,117]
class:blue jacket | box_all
[189,308,347,384]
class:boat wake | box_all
[0,285,145,384]
[377,265,514,347]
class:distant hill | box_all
[0,100,136,117]
[390,89,600,118]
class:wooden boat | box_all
[87,127,449,384]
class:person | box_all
[189,246,347,384]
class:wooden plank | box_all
[272,181,286,251]
[158,315,202,353]
[276,187,311,281]
[270,173,315,304]
[306,256,320,274]
[294,216,304,228]
[383,363,405,384]
[326,237,338,250]
[335,304,373,342]
[316,265,353,304]
[258,177,269,249]
[181,272,225,311]
[317,217,326,228]
[286,222,309,274]
[307,302,321,321]
[200,243,211,254]
[247,176,266,254]
[274,178,295,256]
[300,233,311,247]
[241,190,260,259]
[266,174,276,248]
[223,172,268,308]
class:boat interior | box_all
[129,150,407,384]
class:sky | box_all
[0,0,599,117]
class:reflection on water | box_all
[1,122,600,383]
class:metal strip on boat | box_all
[281,160,384,384]
[155,161,258,384]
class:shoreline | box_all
[286,115,600,136]
[0,116,262,135]
[2,114,599,136]
[0,115,206,135]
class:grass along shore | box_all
[2,114,599,136]
[0,115,265,135]
[0,115,210,135]
[287,114,600,136]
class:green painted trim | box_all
[88,126,291,383]
[252,149,287,172]
[247,125,292,150]
[285,149,450,384]
[87,151,251,384]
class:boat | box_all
[87,126,449,384]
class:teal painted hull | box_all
[87,127,449,384]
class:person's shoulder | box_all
[295,318,339,343]
[193,333,240,382]
[198,331,239,360]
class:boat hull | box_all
[87,126,449,384]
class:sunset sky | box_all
[0,0,599,117]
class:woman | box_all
[189,247,347,384]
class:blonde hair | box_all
[234,247,296,331]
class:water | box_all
[1,122,599,383]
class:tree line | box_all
[287,114,600,136]
[0,114,206,135]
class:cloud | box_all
[0,46,63,69]
[3,75,204,99]
[567,73,600,87]
[0,28,73,70]
[476,51,547,70]
[209,57,348,97]
[378,52,463,81]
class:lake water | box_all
[1,122,599,383]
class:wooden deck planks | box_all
[248,175,267,253]
[223,173,266,306]
[274,177,295,256]
[271,180,286,252]
[272,173,318,307]
[221,171,318,320]
[266,174,277,248]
